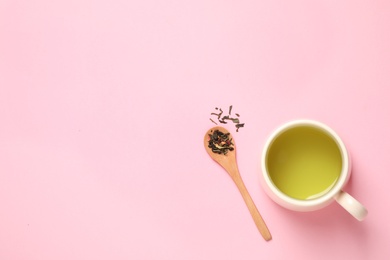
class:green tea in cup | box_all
[266,125,342,200]
[260,120,367,221]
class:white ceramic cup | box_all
[260,120,368,221]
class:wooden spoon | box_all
[204,126,272,241]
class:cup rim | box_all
[261,119,350,208]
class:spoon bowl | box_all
[204,126,272,241]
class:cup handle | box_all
[334,190,368,221]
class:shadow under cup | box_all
[265,124,343,201]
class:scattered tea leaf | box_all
[209,105,245,131]
[235,123,245,132]
[210,118,217,125]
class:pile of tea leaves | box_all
[207,129,234,155]
[209,105,245,132]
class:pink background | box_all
[1,0,390,259]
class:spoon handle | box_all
[232,174,272,241]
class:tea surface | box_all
[266,126,342,200]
